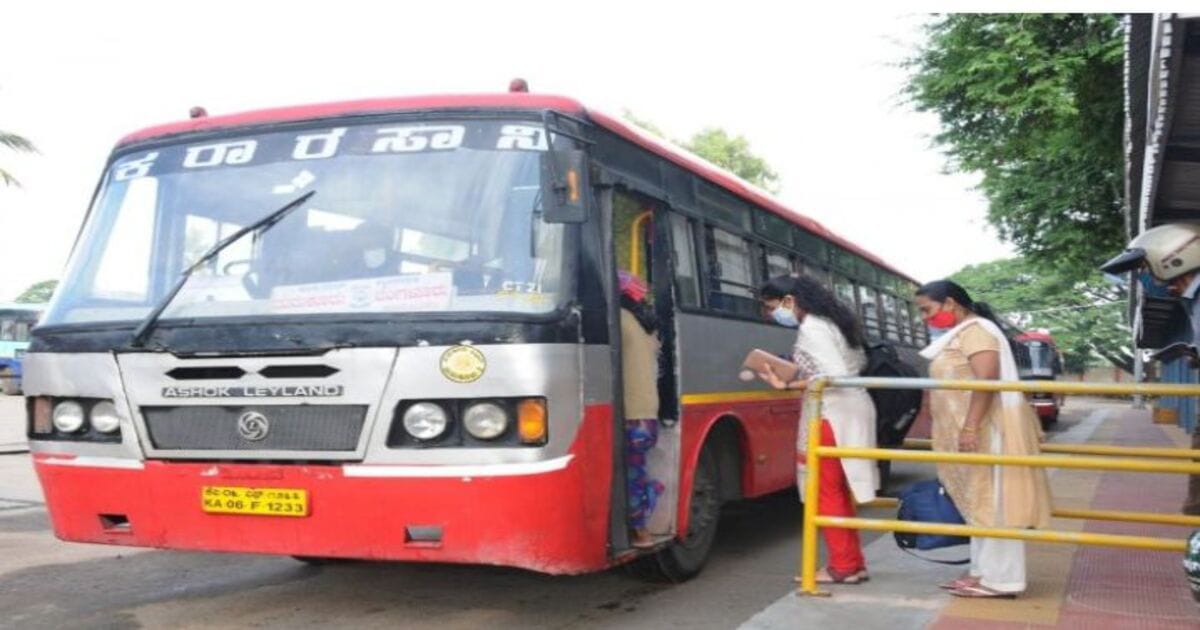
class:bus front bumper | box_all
[31,410,614,575]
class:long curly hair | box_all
[759,275,865,349]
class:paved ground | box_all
[746,399,1199,630]
[1,395,1192,629]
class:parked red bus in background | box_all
[1015,330,1065,427]
[24,85,923,580]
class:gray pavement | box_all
[0,395,26,452]
[740,399,1114,630]
[0,395,1100,629]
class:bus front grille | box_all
[142,405,367,452]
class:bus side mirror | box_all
[540,149,587,223]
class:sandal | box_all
[815,566,867,585]
[794,568,869,584]
[949,583,1018,599]
[938,575,980,590]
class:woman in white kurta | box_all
[757,275,878,584]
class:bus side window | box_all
[909,302,927,345]
[859,285,882,338]
[765,247,791,279]
[881,293,902,342]
[704,226,759,317]
[833,274,857,312]
[669,213,701,307]
[896,297,913,344]
[801,260,832,288]
[707,227,755,298]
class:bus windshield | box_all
[1019,340,1060,377]
[43,119,568,327]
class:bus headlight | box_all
[90,401,122,434]
[403,402,449,440]
[52,401,86,433]
[463,402,509,440]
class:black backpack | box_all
[861,342,922,447]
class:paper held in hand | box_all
[739,349,800,383]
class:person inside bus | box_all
[915,280,1051,598]
[756,274,877,585]
[619,270,665,548]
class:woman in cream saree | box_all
[915,280,1052,598]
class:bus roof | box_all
[1016,331,1056,344]
[116,93,917,284]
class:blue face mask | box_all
[773,305,800,328]
[928,326,948,342]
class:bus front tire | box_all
[644,441,721,582]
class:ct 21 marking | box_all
[162,385,344,398]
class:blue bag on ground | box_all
[895,479,968,550]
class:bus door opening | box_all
[613,193,680,545]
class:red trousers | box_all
[812,420,865,573]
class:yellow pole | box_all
[629,211,651,278]
[859,497,1200,528]
[798,378,828,597]
[840,375,1200,397]
[1051,507,1200,528]
[814,516,1188,553]
[817,446,1200,475]
[903,438,1200,461]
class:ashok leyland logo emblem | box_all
[237,411,270,441]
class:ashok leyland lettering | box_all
[26,90,923,579]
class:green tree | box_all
[905,14,1125,279]
[685,128,781,193]
[951,257,1132,373]
[15,279,56,304]
[623,112,781,193]
[1,128,36,187]
[621,109,668,140]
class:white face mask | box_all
[772,304,800,328]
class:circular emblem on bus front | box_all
[237,411,270,441]
[440,345,487,383]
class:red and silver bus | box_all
[25,87,924,579]
[1015,330,1065,426]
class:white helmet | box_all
[1101,223,1200,281]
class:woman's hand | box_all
[757,364,788,390]
[958,425,980,452]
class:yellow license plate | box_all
[201,486,309,517]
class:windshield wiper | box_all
[130,190,316,348]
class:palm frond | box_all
[0,130,35,153]
[0,166,21,187]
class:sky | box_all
[0,2,1015,302]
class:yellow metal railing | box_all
[797,376,1200,597]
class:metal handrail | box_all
[797,376,1200,597]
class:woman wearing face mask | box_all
[914,280,1051,599]
[757,275,877,585]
